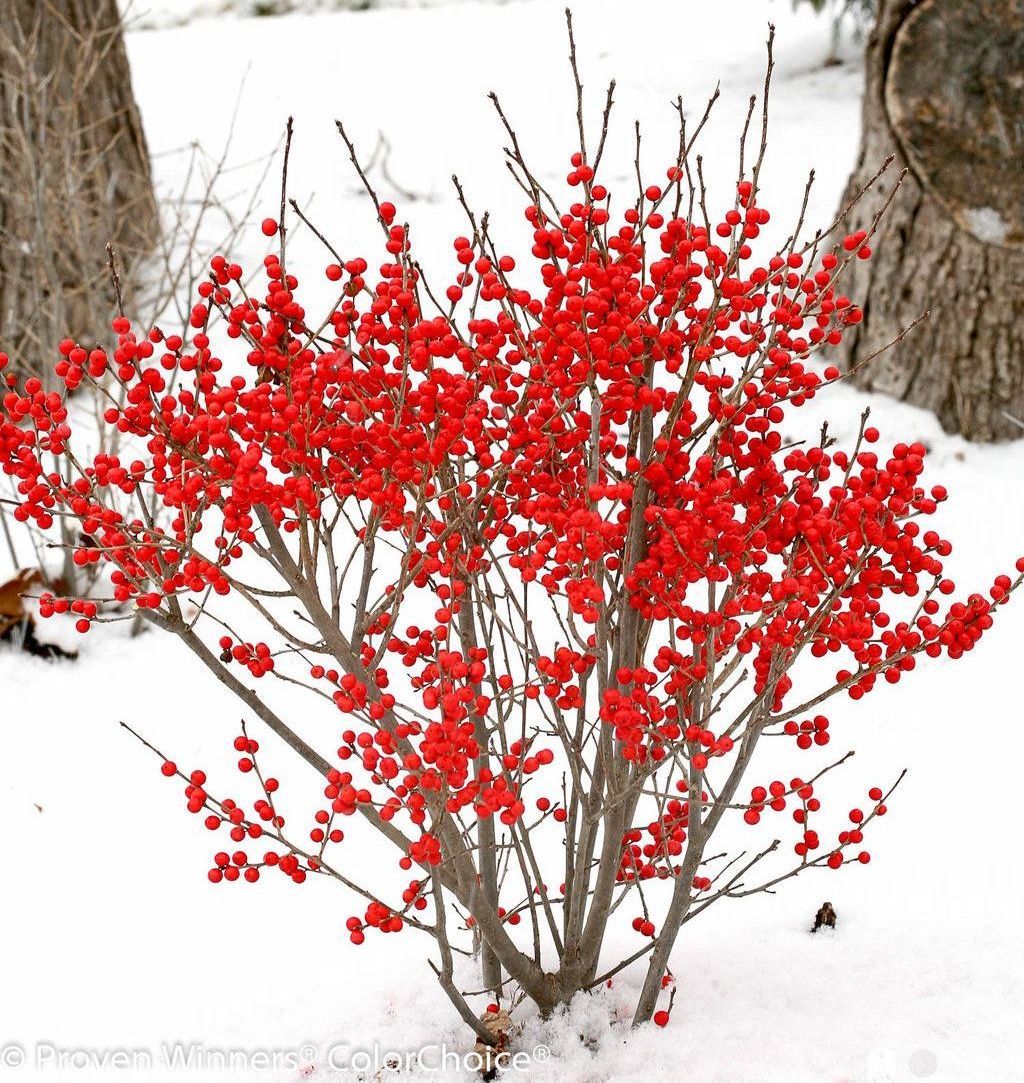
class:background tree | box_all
[833,0,1024,440]
[0,0,157,382]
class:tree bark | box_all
[0,0,157,378]
[835,0,1024,441]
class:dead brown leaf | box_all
[473,1007,512,1079]
[0,568,41,636]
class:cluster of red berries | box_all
[155,742,322,887]
[219,636,275,677]
[784,714,830,749]
[1,139,1020,984]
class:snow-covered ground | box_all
[2,1,1022,1080]
[123,0,538,32]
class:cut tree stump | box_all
[835,0,1024,441]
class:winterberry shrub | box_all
[1,25,1019,1036]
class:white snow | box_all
[2,1,1022,1080]
[122,0,541,33]
[965,206,1010,246]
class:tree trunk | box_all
[0,0,157,379]
[835,0,1024,441]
